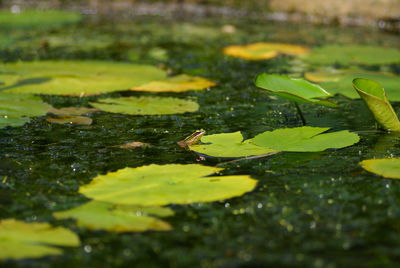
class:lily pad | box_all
[360,158,400,179]
[0,9,82,29]
[0,61,167,96]
[305,70,400,100]
[79,164,257,206]
[303,45,400,65]
[189,132,278,158]
[255,73,336,107]
[223,42,309,60]
[0,93,51,128]
[90,96,199,115]
[251,126,360,152]
[131,74,216,92]
[54,201,173,233]
[0,219,80,260]
[352,78,400,132]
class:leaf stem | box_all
[294,102,306,126]
[216,151,280,167]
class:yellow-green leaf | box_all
[90,96,199,115]
[352,78,400,132]
[360,159,400,179]
[0,219,80,260]
[79,164,257,206]
[131,74,216,92]
[54,201,173,233]
[223,42,309,60]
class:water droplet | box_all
[84,245,92,253]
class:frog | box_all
[177,129,206,149]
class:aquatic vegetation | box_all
[0,93,51,129]
[89,96,199,115]
[0,9,82,29]
[79,164,257,206]
[360,159,400,179]
[189,127,359,158]
[223,42,309,60]
[352,78,400,132]
[54,201,173,233]
[303,45,400,65]
[0,61,167,96]
[46,115,93,125]
[131,74,216,92]
[0,219,80,260]
[255,73,336,107]
[305,70,400,100]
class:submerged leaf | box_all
[0,219,80,260]
[304,45,400,65]
[251,126,360,152]
[48,107,99,116]
[79,164,257,206]
[0,93,51,129]
[0,61,167,96]
[360,159,400,179]
[131,74,216,92]
[223,42,309,60]
[255,73,336,107]
[90,96,199,115]
[46,115,93,125]
[112,141,150,149]
[305,70,400,100]
[352,78,400,132]
[54,201,173,233]
[189,132,278,158]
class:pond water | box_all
[1,7,400,267]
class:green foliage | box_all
[90,96,199,115]
[304,45,400,65]
[352,78,400,132]
[79,164,257,206]
[360,158,400,179]
[305,70,400,100]
[255,73,336,107]
[0,9,82,29]
[0,219,80,260]
[1,61,167,96]
[54,201,173,233]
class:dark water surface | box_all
[1,11,400,267]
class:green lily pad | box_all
[305,70,400,100]
[0,61,167,96]
[0,219,80,260]
[255,73,336,107]
[360,158,400,179]
[352,78,400,132]
[189,132,278,158]
[54,201,173,233]
[0,9,82,29]
[90,96,199,115]
[251,126,360,152]
[0,93,51,129]
[79,164,257,206]
[304,45,400,65]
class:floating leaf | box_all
[0,219,80,260]
[0,61,167,96]
[305,70,400,100]
[352,78,400,132]
[0,9,82,29]
[189,132,278,158]
[0,93,51,129]
[112,141,150,149]
[79,164,257,206]
[90,96,199,115]
[131,74,216,92]
[48,107,98,116]
[304,45,400,65]
[54,201,173,233]
[360,158,400,179]
[223,42,309,60]
[46,115,93,125]
[251,126,360,152]
[255,73,336,107]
